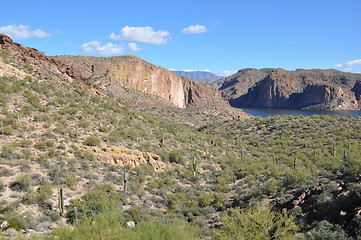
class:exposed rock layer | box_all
[220,68,361,110]
[91,146,166,171]
[52,55,186,107]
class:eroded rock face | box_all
[0,60,30,79]
[221,68,361,110]
[52,55,186,108]
[182,77,222,106]
[91,146,166,171]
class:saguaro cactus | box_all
[332,142,337,157]
[73,207,78,223]
[58,188,64,216]
[293,154,297,171]
[123,169,128,193]
[191,155,197,178]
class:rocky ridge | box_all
[51,55,230,109]
[51,55,186,108]
[220,68,361,110]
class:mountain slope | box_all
[220,68,361,110]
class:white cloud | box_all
[334,59,361,68]
[345,59,361,66]
[80,41,124,55]
[109,26,169,45]
[182,25,208,35]
[128,42,142,51]
[0,24,51,39]
[334,63,344,68]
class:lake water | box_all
[242,108,361,117]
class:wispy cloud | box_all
[128,42,142,51]
[0,24,51,39]
[334,59,361,68]
[80,41,124,55]
[345,59,361,66]
[182,25,208,35]
[109,26,169,45]
[334,63,344,68]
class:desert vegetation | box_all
[0,47,360,239]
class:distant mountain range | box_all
[172,70,224,87]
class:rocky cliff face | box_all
[221,68,361,110]
[52,55,232,109]
[52,55,186,108]
[182,77,222,106]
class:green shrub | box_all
[84,136,101,146]
[7,217,25,231]
[79,120,90,128]
[67,184,119,223]
[9,174,31,192]
[37,181,53,203]
[305,220,352,240]
[34,140,54,151]
[1,125,13,135]
[215,204,299,240]
[52,211,200,240]
[65,175,78,187]
[169,150,183,164]
[198,193,214,208]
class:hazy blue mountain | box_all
[173,70,224,87]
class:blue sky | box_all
[1,0,360,76]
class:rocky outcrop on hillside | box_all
[91,146,166,171]
[220,68,361,110]
[52,55,186,108]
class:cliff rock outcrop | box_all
[182,77,222,106]
[220,68,361,110]
[52,55,186,108]
[91,146,166,171]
